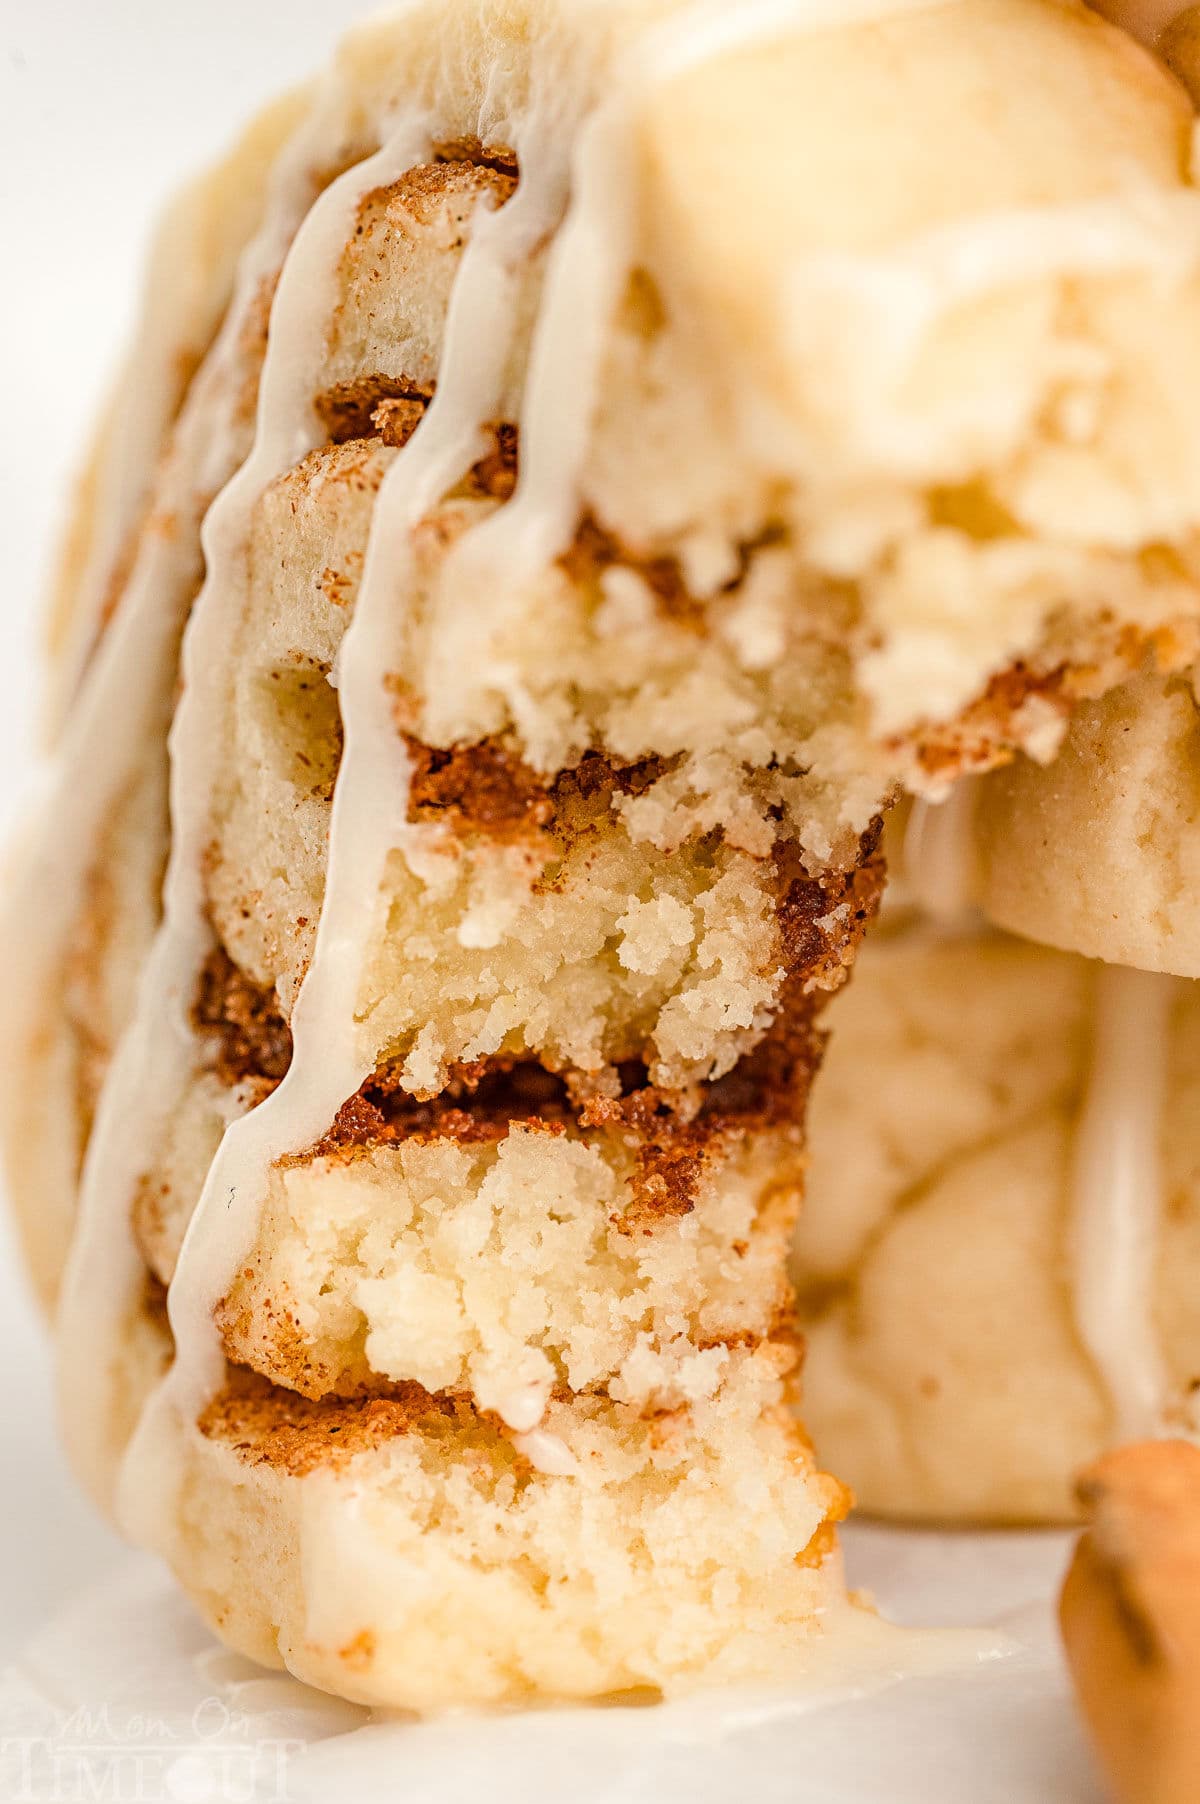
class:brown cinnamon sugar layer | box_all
[316,377,434,445]
[362,407,517,499]
[279,823,881,1166]
[143,1268,170,1330]
[199,1363,462,1476]
[403,736,667,843]
[620,1131,713,1235]
[596,986,828,1235]
[559,513,702,629]
[370,395,430,450]
[461,420,519,500]
[432,136,519,177]
[134,949,294,1279]
[774,822,886,995]
[315,987,825,1167]
[313,397,517,504]
[405,736,553,837]
[905,621,1200,785]
[304,1059,574,1159]
[353,157,518,241]
[603,827,886,1231]
[193,945,292,1088]
[558,512,784,630]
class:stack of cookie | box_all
[8,0,1200,1708]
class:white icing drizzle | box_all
[0,98,333,1342]
[901,781,981,928]
[418,102,635,733]
[497,1381,555,1436]
[46,306,190,735]
[512,1428,581,1477]
[1068,963,1176,1441]
[901,797,1181,1441]
[117,112,580,1550]
[58,112,435,1509]
[422,0,960,720]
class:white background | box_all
[0,0,388,1661]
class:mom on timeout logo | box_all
[1,1697,304,1802]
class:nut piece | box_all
[1060,1441,1200,1804]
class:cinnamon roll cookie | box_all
[796,899,1200,1524]
[9,0,1200,1706]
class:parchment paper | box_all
[0,1523,1106,1802]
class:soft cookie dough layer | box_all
[970,671,1200,978]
